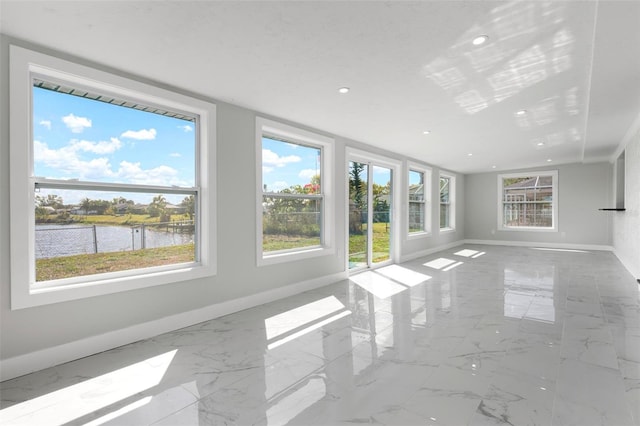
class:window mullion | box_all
[262,192,323,200]
[35,178,198,195]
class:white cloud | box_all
[39,120,52,130]
[262,149,301,168]
[298,168,319,180]
[62,114,92,133]
[262,166,274,173]
[34,139,184,186]
[169,152,182,157]
[34,140,114,180]
[71,138,122,155]
[178,125,193,132]
[121,128,157,140]
[116,161,180,186]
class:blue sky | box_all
[33,87,195,204]
[262,137,320,192]
[409,169,424,186]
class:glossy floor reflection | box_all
[2,245,639,425]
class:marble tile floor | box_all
[1,245,639,425]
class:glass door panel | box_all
[349,161,393,270]
[349,161,368,269]
[372,166,391,264]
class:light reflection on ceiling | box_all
[424,2,577,116]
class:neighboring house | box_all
[165,203,186,215]
[69,206,97,215]
[129,204,149,215]
[408,183,425,230]
[113,202,132,214]
[503,176,553,227]
[408,183,424,202]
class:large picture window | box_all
[10,46,216,309]
[408,165,430,235]
[256,118,334,265]
[498,171,558,231]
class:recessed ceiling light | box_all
[423,130,431,135]
[338,87,350,94]
[537,142,545,146]
[516,109,527,116]
[546,158,552,162]
[472,35,489,46]
[467,153,473,156]
[492,165,497,169]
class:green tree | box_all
[148,195,168,220]
[35,207,49,220]
[372,182,390,223]
[180,195,195,220]
[349,162,366,210]
[37,194,64,209]
[263,184,320,237]
[80,197,91,215]
[112,196,134,206]
[89,199,111,215]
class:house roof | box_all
[504,176,553,189]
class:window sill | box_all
[12,263,216,310]
[407,231,431,240]
[258,246,335,266]
[439,227,456,234]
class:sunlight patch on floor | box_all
[442,261,464,271]
[0,350,177,426]
[265,296,351,350]
[423,257,456,270]
[350,271,407,299]
[376,265,432,287]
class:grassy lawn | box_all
[263,222,390,262]
[36,244,195,281]
[349,222,390,264]
[39,213,191,226]
[263,235,321,252]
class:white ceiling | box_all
[2,0,639,174]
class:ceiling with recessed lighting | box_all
[1,0,639,174]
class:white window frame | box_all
[256,117,335,266]
[439,172,456,232]
[497,170,558,232]
[345,147,402,271]
[407,162,431,237]
[9,45,217,310]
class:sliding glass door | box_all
[348,158,394,270]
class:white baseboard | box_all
[0,271,348,382]
[399,240,465,263]
[463,239,614,252]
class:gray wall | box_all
[0,36,464,364]
[613,130,640,278]
[464,162,613,246]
